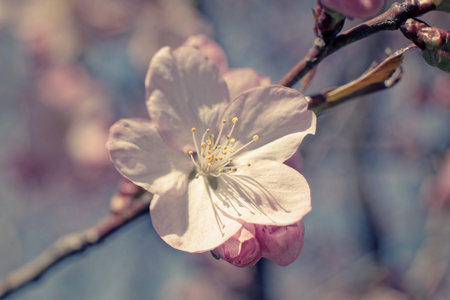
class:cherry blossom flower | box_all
[107,45,316,253]
[320,0,385,19]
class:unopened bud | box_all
[401,19,450,72]
[314,4,346,41]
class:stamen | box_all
[213,119,227,149]
[191,128,200,155]
[200,128,210,148]
[231,135,259,156]
[247,163,251,166]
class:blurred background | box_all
[0,0,450,299]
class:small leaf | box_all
[325,45,414,102]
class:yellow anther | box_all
[231,167,237,172]
[206,128,210,132]
[206,140,212,146]
[253,135,259,141]
[222,119,227,124]
[226,135,230,139]
[219,169,223,173]
[247,162,251,166]
[230,138,235,144]
[191,128,196,132]
[217,145,221,149]
[201,142,206,148]
[195,174,199,179]
[228,148,235,153]
[188,151,194,155]
[215,157,219,161]
[223,146,227,150]
[232,117,238,124]
[222,150,227,155]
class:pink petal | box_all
[214,160,311,226]
[150,177,243,253]
[263,233,304,267]
[212,224,262,267]
[220,86,316,164]
[257,221,305,266]
[107,118,193,197]
[145,46,229,152]
[223,68,271,100]
[183,34,229,75]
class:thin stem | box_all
[0,192,153,299]
[278,0,437,88]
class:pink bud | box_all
[256,221,305,266]
[320,0,385,18]
[212,224,262,268]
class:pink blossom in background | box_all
[183,34,271,99]
[107,45,316,253]
[320,0,385,18]
[183,35,229,75]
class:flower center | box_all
[188,117,258,181]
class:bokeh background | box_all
[1,0,450,299]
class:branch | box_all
[0,192,153,299]
[278,0,437,88]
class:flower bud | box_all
[212,224,262,268]
[320,0,385,18]
[314,4,345,41]
[255,221,305,267]
[401,19,450,72]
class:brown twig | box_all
[278,0,437,88]
[0,192,153,299]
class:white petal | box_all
[107,118,193,197]
[150,178,243,253]
[145,46,229,152]
[220,86,316,164]
[213,160,311,225]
